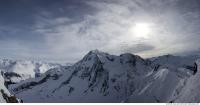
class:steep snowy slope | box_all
[126,55,199,102]
[149,54,199,71]
[126,68,192,102]
[174,59,200,102]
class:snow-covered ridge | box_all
[174,60,200,102]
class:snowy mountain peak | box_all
[1,51,200,103]
[87,50,110,58]
[83,50,145,64]
[89,49,105,54]
[120,53,145,62]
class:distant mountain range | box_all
[0,50,200,103]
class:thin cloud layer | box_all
[0,0,200,63]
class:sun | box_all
[130,23,151,38]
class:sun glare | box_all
[130,23,151,38]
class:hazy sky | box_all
[0,0,200,63]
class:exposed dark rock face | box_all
[193,63,198,75]
[1,89,21,103]
[3,72,21,79]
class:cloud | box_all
[33,1,134,60]
[120,43,155,54]
[1,0,200,62]
[31,0,200,62]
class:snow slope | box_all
[174,60,200,102]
